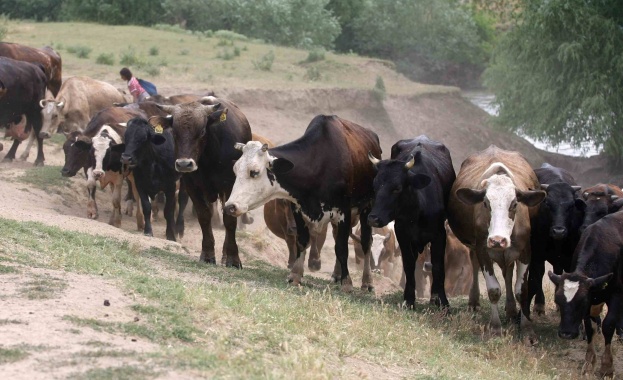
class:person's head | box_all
[120,67,132,81]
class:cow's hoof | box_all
[330,274,341,283]
[402,300,415,310]
[468,303,481,312]
[522,334,538,346]
[361,283,374,292]
[87,212,98,220]
[2,157,13,163]
[533,304,545,316]
[581,361,595,376]
[489,325,503,337]
[226,261,242,269]
[341,277,353,293]
[124,201,134,216]
[308,259,321,272]
[144,232,153,237]
[33,160,44,167]
[287,273,302,286]
[201,257,217,265]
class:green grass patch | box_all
[0,263,18,274]
[0,318,25,325]
[70,366,156,380]
[0,346,28,364]
[66,45,91,58]
[95,52,115,65]
[48,133,67,146]
[17,166,70,189]
[19,274,67,300]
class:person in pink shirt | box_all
[120,67,148,103]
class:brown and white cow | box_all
[448,145,545,342]
[39,76,125,138]
[225,115,382,291]
[351,221,399,277]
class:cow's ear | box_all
[271,157,294,174]
[408,172,431,190]
[547,271,562,286]
[152,133,167,145]
[148,115,172,130]
[456,188,486,205]
[73,136,92,151]
[110,143,125,153]
[609,198,623,213]
[589,273,613,289]
[516,189,546,207]
[208,108,227,125]
[575,198,587,211]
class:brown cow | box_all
[351,222,399,277]
[448,145,545,343]
[416,221,472,298]
[0,42,62,97]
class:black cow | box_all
[576,183,623,234]
[0,57,47,165]
[224,115,382,291]
[149,97,252,266]
[548,208,623,378]
[527,163,583,315]
[368,136,455,307]
[113,117,188,241]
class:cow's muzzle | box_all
[93,170,105,180]
[487,236,508,249]
[558,330,579,340]
[60,167,72,177]
[423,261,433,273]
[175,158,197,173]
[224,203,244,217]
[550,226,568,240]
[121,154,136,168]
[367,215,384,228]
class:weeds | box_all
[148,46,159,56]
[305,66,322,81]
[18,274,67,300]
[66,45,92,59]
[95,52,114,65]
[17,166,70,189]
[0,346,28,364]
[253,50,275,71]
[372,75,387,102]
[302,49,325,64]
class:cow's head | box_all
[456,163,545,250]
[61,131,91,177]
[548,270,612,339]
[225,141,293,217]
[370,232,391,270]
[39,98,65,139]
[367,151,431,227]
[73,124,124,180]
[114,117,167,168]
[539,182,583,240]
[151,98,225,173]
[576,184,623,233]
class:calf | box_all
[528,163,583,315]
[114,117,188,241]
[576,184,623,233]
[448,145,545,342]
[368,136,455,308]
[351,222,399,277]
[548,208,623,378]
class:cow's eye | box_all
[509,201,517,211]
[392,186,402,194]
[250,170,260,178]
[483,201,490,209]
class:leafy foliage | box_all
[61,0,164,26]
[0,0,63,21]
[484,0,623,164]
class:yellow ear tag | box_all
[154,125,163,134]
[220,113,227,122]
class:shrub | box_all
[214,30,248,41]
[217,49,235,60]
[217,39,233,47]
[139,62,161,77]
[0,16,8,41]
[253,50,274,71]
[372,75,386,102]
[151,24,186,34]
[95,53,115,65]
[302,49,325,64]
[233,47,241,57]
[120,48,140,66]
[149,46,159,56]
[179,49,190,56]
[67,45,92,59]
[305,66,321,81]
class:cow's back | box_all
[0,57,47,123]
[0,42,61,96]
[534,163,577,186]
[84,107,145,137]
[59,76,125,118]
[449,145,539,248]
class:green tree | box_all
[485,0,623,164]
[0,0,64,21]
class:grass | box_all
[0,216,587,378]
[95,52,115,65]
[0,346,29,364]
[70,366,156,380]
[4,21,456,96]
[17,165,70,189]
[18,274,67,300]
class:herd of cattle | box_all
[2,42,623,377]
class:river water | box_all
[462,91,600,157]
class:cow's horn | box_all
[39,99,46,108]
[404,154,415,170]
[540,184,549,191]
[611,195,619,201]
[261,143,269,152]
[157,104,175,114]
[57,100,65,108]
[234,143,245,151]
[572,186,582,192]
[368,151,380,166]
[200,96,218,105]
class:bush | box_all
[253,50,274,71]
[66,45,92,59]
[0,16,7,41]
[149,46,159,56]
[95,53,115,65]
[152,24,187,34]
[305,66,321,81]
[179,49,190,56]
[214,30,248,41]
[217,49,235,60]
[302,49,325,64]
[120,48,140,66]
[372,75,386,102]
[138,62,161,77]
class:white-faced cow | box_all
[113,117,188,241]
[448,145,545,342]
[527,163,583,315]
[39,76,125,139]
[0,57,47,166]
[548,207,623,378]
[149,97,252,267]
[368,136,455,308]
[225,115,382,291]
[351,221,399,277]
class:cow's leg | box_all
[429,232,449,309]
[163,187,177,241]
[124,179,135,216]
[336,207,353,292]
[286,233,297,269]
[18,130,35,161]
[330,224,341,282]
[86,168,98,220]
[308,222,327,272]
[222,208,242,268]
[175,181,189,241]
[2,139,20,163]
[395,223,417,307]
[358,211,374,292]
[33,133,44,166]
[152,192,165,222]
[288,208,310,285]
[516,250,537,345]
[528,258,546,316]
[478,246,503,335]
[127,176,144,230]
[108,174,123,227]
[468,249,480,310]
[598,301,620,378]
[582,315,597,375]
[138,188,153,236]
[186,185,216,263]
[504,262,518,320]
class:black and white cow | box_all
[368,136,455,308]
[224,115,382,291]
